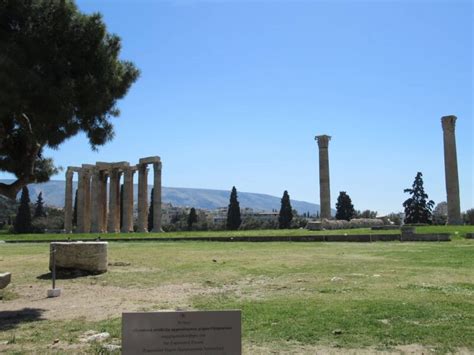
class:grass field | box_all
[0,225,472,241]
[0,226,473,354]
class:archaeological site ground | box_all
[1,226,473,354]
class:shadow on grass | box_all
[36,269,97,280]
[0,308,45,331]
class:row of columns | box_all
[64,156,163,233]
[315,116,462,225]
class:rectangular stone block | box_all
[139,156,161,164]
[325,234,372,242]
[401,234,451,242]
[49,242,108,273]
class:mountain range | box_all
[0,180,321,214]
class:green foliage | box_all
[187,207,198,230]
[0,194,17,224]
[386,212,402,226]
[148,188,154,231]
[278,190,293,229]
[14,186,32,233]
[355,209,377,219]
[464,209,474,225]
[403,172,435,224]
[0,0,140,198]
[33,191,46,218]
[433,201,448,225]
[226,186,241,230]
[335,191,355,221]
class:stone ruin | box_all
[64,156,162,233]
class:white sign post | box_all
[122,310,241,355]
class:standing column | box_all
[96,170,104,233]
[115,171,122,232]
[137,164,149,232]
[121,168,134,233]
[108,169,119,233]
[152,162,163,232]
[90,169,101,233]
[76,169,85,233]
[64,169,74,233]
[83,169,92,233]
[442,115,462,225]
[100,172,109,233]
[315,135,332,220]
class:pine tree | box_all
[14,186,32,233]
[226,186,241,230]
[278,190,293,229]
[335,191,355,221]
[72,189,78,227]
[34,192,46,218]
[187,208,198,231]
[148,188,154,231]
[403,172,435,224]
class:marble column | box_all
[90,169,101,233]
[121,168,135,233]
[315,135,331,220]
[442,115,462,225]
[100,172,109,233]
[76,169,85,233]
[83,169,92,233]
[108,169,120,233]
[152,162,163,232]
[64,169,74,233]
[137,164,149,232]
[115,171,122,232]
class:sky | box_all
[2,0,473,214]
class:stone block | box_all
[307,221,323,231]
[47,288,61,298]
[139,156,161,165]
[401,225,416,238]
[466,233,474,239]
[0,272,11,289]
[50,242,108,274]
[325,234,371,242]
[401,234,451,242]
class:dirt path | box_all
[0,282,215,321]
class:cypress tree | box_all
[72,189,78,227]
[278,190,293,229]
[335,191,355,221]
[226,186,241,230]
[403,172,435,224]
[14,186,32,233]
[187,208,198,231]
[148,188,154,231]
[34,192,46,218]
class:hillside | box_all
[0,180,321,214]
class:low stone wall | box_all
[308,218,385,230]
[400,234,451,242]
[49,242,108,274]
[371,225,400,231]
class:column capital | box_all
[153,161,162,170]
[315,135,331,148]
[441,115,457,132]
[138,163,149,172]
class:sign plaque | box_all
[122,310,241,355]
